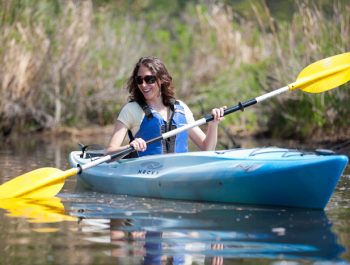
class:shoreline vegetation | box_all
[0,0,349,148]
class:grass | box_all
[0,0,349,144]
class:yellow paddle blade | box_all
[0,167,79,199]
[289,52,350,93]
[0,197,77,224]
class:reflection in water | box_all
[1,140,349,264]
[0,197,76,230]
[68,193,345,264]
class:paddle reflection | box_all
[70,195,345,264]
[0,197,77,229]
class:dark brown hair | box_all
[126,56,176,106]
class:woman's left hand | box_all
[211,106,226,123]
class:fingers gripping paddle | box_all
[0,52,349,199]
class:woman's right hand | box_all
[130,138,147,152]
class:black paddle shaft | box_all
[204,98,257,122]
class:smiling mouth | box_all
[141,87,152,94]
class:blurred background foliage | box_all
[0,0,349,147]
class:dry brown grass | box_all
[0,1,92,134]
[0,1,349,141]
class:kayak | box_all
[69,147,348,209]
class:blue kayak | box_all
[69,147,348,209]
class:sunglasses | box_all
[135,75,157,85]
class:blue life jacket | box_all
[128,101,188,157]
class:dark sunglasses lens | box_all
[136,76,143,85]
[144,76,156,84]
[136,75,156,85]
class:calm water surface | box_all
[0,137,350,265]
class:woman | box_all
[106,56,225,156]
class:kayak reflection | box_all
[69,195,345,264]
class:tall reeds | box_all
[0,0,349,141]
[0,1,92,134]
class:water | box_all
[0,137,350,265]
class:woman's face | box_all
[136,65,161,103]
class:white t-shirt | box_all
[117,100,195,136]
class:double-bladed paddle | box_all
[0,52,349,198]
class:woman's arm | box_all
[106,120,147,154]
[105,120,130,154]
[188,107,225,151]
[106,102,147,154]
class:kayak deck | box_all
[69,147,349,209]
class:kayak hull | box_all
[69,147,348,209]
